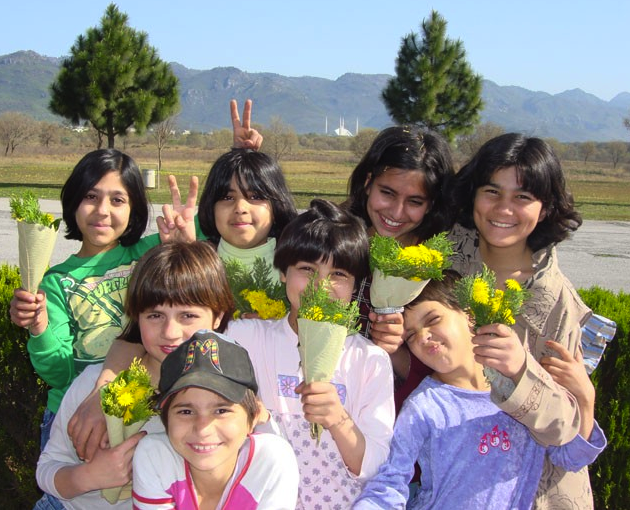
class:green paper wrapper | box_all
[297,318,348,445]
[370,268,430,313]
[100,415,145,504]
[17,221,58,293]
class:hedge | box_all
[579,286,630,509]
[0,264,47,508]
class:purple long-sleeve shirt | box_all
[353,377,606,510]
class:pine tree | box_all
[382,10,482,141]
[49,4,179,148]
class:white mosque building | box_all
[325,117,359,137]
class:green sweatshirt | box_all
[27,234,160,413]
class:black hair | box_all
[344,126,454,241]
[274,199,369,285]
[449,133,582,251]
[61,149,149,246]
[197,149,298,244]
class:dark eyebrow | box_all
[376,183,427,200]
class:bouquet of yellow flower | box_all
[369,232,454,314]
[454,265,529,383]
[297,275,360,445]
[10,191,61,293]
[100,358,156,503]
[224,257,288,320]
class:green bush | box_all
[0,264,46,508]
[579,286,630,510]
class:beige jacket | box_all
[448,224,595,509]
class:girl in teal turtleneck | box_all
[196,147,297,286]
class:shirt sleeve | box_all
[132,436,178,509]
[353,399,425,509]
[495,352,581,447]
[546,420,607,472]
[27,272,77,392]
[35,368,95,499]
[352,344,396,481]
[248,434,300,510]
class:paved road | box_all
[1,198,628,292]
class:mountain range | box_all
[1,50,629,142]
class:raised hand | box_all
[368,311,405,354]
[10,288,48,335]
[296,380,346,432]
[541,341,595,439]
[541,341,595,408]
[157,174,199,242]
[472,323,527,381]
[68,386,107,462]
[231,99,263,150]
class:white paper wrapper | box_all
[17,221,58,293]
[370,268,430,314]
[297,318,348,444]
[297,319,347,383]
[100,415,145,504]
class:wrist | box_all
[326,412,352,432]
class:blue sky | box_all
[3,0,629,101]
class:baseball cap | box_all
[157,330,258,408]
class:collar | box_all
[217,237,276,266]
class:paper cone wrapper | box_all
[100,415,145,504]
[17,221,58,293]
[297,319,347,384]
[297,319,348,445]
[370,269,430,313]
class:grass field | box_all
[1,148,629,219]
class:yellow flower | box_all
[399,245,443,266]
[502,309,515,325]
[472,279,490,305]
[123,407,134,424]
[489,293,503,315]
[370,233,453,281]
[100,358,155,425]
[259,299,286,320]
[305,305,325,321]
[505,279,522,292]
[116,388,135,408]
[242,289,286,320]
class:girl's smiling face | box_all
[365,168,430,247]
[166,387,251,488]
[473,166,545,253]
[75,170,131,257]
[213,175,274,249]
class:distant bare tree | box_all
[608,141,628,169]
[457,122,505,159]
[580,141,596,164]
[153,116,177,175]
[0,112,36,156]
[350,128,379,161]
[38,122,62,148]
[262,116,297,161]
